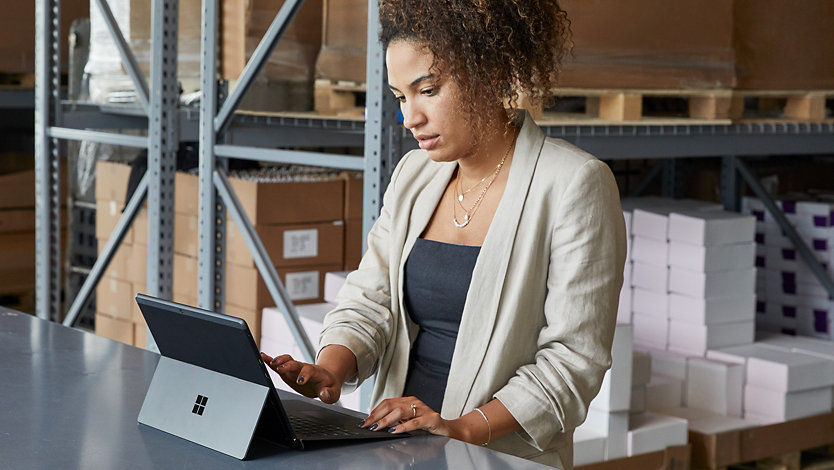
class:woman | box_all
[261,0,626,467]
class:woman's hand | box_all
[360,397,471,442]
[260,353,343,404]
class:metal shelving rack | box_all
[35,0,834,349]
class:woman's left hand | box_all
[360,396,466,440]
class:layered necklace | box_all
[451,130,516,229]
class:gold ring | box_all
[410,403,417,417]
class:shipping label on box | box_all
[285,270,319,301]
[284,228,318,259]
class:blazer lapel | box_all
[442,111,547,417]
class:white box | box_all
[323,271,350,304]
[668,293,756,325]
[580,409,629,460]
[630,386,646,413]
[591,325,634,412]
[632,288,669,318]
[668,320,754,357]
[632,236,669,267]
[626,412,688,457]
[632,351,652,387]
[686,358,744,417]
[668,211,756,246]
[645,376,683,411]
[743,385,833,422]
[657,406,754,434]
[668,267,756,298]
[632,262,668,293]
[632,314,668,350]
[765,245,799,272]
[617,285,633,325]
[645,348,689,381]
[668,241,755,272]
[745,348,834,393]
[573,427,606,467]
[758,332,834,361]
[705,342,790,367]
[632,208,673,242]
[261,302,335,345]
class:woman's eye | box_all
[394,95,406,103]
[421,88,436,96]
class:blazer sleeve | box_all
[493,158,626,450]
[317,151,414,390]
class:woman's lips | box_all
[417,135,439,150]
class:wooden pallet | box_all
[0,290,35,315]
[690,411,834,470]
[731,90,834,122]
[577,444,691,470]
[313,79,366,117]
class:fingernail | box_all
[278,364,285,369]
[387,427,397,433]
[297,377,305,384]
[319,390,330,400]
[369,423,378,431]
[357,420,365,427]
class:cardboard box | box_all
[631,288,668,319]
[95,277,134,321]
[95,312,134,346]
[128,242,148,285]
[95,161,133,206]
[314,0,368,83]
[686,358,744,417]
[0,0,89,73]
[341,171,363,221]
[229,176,343,225]
[668,320,754,357]
[631,262,668,294]
[96,199,133,243]
[668,211,756,247]
[668,241,755,272]
[226,221,345,268]
[743,385,833,422]
[221,0,323,82]
[631,236,669,268]
[344,218,362,271]
[97,238,132,281]
[734,1,834,89]
[558,0,735,89]
[659,406,752,435]
[576,444,691,470]
[0,209,35,233]
[668,293,755,325]
[627,412,688,457]
[0,231,36,271]
[133,319,147,349]
[225,262,342,309]
[668,267,756,298]
[579,409,629,460]
[591,325,633,412]
[645,377,683,411]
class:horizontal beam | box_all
[215,145,364,170]
[48,127,148,148]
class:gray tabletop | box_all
[0,308,555,469]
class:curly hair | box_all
[380,0,571,129]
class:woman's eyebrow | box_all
[389,74,436,93]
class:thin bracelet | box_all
[473,407,491,446]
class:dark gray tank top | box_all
[401,237,481,412]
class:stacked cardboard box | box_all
[0,169,39,312]
[340,172,363,271]
[743,196,834,339]
[94,161,145,347]
[666,210,757,356]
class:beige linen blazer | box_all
[319,111,626,469]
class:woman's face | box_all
[386,40,477,163]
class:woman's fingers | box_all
[260,353,341,403]
[362,398,422,432]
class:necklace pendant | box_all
[458,194,464,202]
[453,213,470,228]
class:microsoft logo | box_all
[192,395,208,416]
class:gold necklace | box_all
[452,131,515,229]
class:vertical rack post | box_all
[147,0,181,351]
[198,0,225,312]
[34,0,63,321]
[721,155,743,212]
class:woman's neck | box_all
[456,121,518,185]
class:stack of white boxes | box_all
[666,210,757,356]
[260,270,364,411]
[707,341,834,424]
[743,196,834,339]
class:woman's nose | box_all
[401,102,425,130]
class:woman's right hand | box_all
[261,353,343,404]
